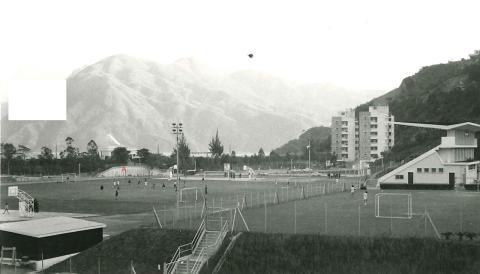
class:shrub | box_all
[441,232,453,240]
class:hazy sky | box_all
[1,0,480,101]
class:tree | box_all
[208,130,224,158]
[17,145,31,160]
[258,147,265,158]
[137,148,151,163]
[87,140,99,157]
[39,146,54,160]
[60,137,79,159]
[172,134,191,172]
[1,143,16,174]
[111,147,130,164]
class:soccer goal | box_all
[179,187,199,203]
[61,173,77,183]
[375,193,413,219]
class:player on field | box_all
[363,191,368,205]
[115,190,119,200]
[3,202,9,214]
[351,185,355,195]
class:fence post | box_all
[264,193,267,233]
[294,201,297,234]
[358,205,361,236]
[324,202,328,234]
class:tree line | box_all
[1,130,333,176]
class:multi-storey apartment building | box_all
[331,106,394,162]
[331,109,356,162]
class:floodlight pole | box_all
[308,139,311,170]
[171,122,183,189]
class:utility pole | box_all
[307,139,311,170]
[171,122,183,187]
[78,163,81,176]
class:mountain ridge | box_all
[1,54,382,154]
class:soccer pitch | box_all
[2,176,478,238]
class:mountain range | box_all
[1,55,380,154]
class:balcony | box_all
[440,136,477,148]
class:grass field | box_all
[238,189,480,238]
[1,175,349,235]
[2,176,480,238]
[216,232,480,274]
[46,228,195,274]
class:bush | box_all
[442,232,453,240]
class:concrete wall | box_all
[381,152,464,185]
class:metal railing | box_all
[164,219,206,274]
[190,247,206,274]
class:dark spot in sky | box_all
[248,53,254,58]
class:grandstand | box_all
[97,165,166,177]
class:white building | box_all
[358,106,394,161]
[331,109,356,162]
[378,122,480,189]
[331,106,394,162]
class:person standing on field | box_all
[363,191,368,205]
[115,189,119,200]
[351,185,355,195]
[3,202,9,214]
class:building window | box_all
[371,147,377,151]
[432,168,436,173]
[469,164,476,170]
[395,175,404,180]
[417,168,422,173]
[424,168,429,172]
[439,168,444,173]
[371,125,378,129]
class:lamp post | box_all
[171,122,183,186]
[306,139,311,170]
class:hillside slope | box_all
[46,228,194,274]
[272,126,331,156]
[217,232,480,274]
[357,52,480,162]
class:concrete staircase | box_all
[174,231,223,274]
[165,215,229,274]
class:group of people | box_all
[350,184,368,205]
[100,177,188,200]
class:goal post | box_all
[179,187,199,202]
[375,193,413,219]
[61,173,77,183]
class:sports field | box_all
[2,175,479,238]
[0,175,350,235]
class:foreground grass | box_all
[218,232,480,274]
[46,228,195,274]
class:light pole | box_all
[306,139,311,170]
[171,122,183,186]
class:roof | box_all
[0,216,106,238]
[394,122,480,132]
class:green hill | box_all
[272,126,331,156]
[217,232,480,274]
[47,228,194,274]
[357,51,480,163]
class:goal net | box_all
[375,193,412,219]
[61,173,77,183]
[179,187,199,203]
